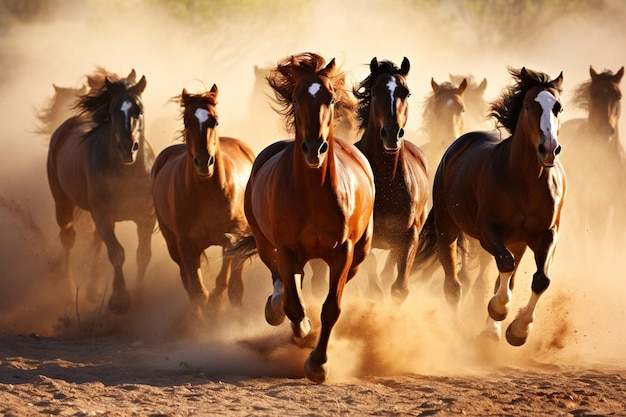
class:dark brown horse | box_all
[352,57,429,302]
[233,53,375,383]
[47,69,155,314]
[560,65,625,246]
[414,67,566,346]
[151,85,255,319]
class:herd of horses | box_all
[38,53,624,383]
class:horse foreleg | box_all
[390,232,418,305]
[277,249,310,338]
[305,242,353,384]
[363,251,383,299]
[505,233,555,346]
[177,240,209,319]
[134,217,154,291]
[93,218,130,315]
[85,229,104,303]
[208,251,235,311]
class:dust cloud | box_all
[1,0,626,382]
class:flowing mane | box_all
[266,52,353,134]
[353,59,406,131]
[490,67,563,134]
[76,75,143,126]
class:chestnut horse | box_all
[415,67,566,346]
[234,53,375,383]
[560,65,625,247]
[47,69,155,314]
[352,57,429,302]
[151,85,255,319]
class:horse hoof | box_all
[390,285,408,305]
[487,297,507,321]
[505,319,529,346]
[304,355,328,384]
[108,292,131,315]
[264,295,285,326]
[291,317,312,338]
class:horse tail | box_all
[414,209,437,265]
[224,232,258,264]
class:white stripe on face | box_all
[194,108,210,129]
[386,77,397,115]
[308,82,321,97]
[535,90,559,140]
[120,100,132,127]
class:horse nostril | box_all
[380,128,388,140]
[319,142,328,155]
[208,155,215,166]
[193,157,200,167]
[538,143,546,155]
[555,145,562,155]
[132,142,139,152]
[398,128,405,138]
[301,142,309,154]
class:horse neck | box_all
[360,123,402,176]
[508,120,546,180]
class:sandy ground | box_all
[2,1,626,416]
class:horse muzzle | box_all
[301,139,328,168]
[380,126,404,153]
[118,141,139,165]
[193,153,215,177]
[537,141,562,168]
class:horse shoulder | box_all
[334,137,374,181]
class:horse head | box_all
[290,55,337,168]
[182,84,220,178]
[367,57,411,153]
[520,67,564,168]
[588,65,623,140]
[430,77,467,144]
[105,73,146,165]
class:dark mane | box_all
[76,72,140,125]
[33,84,86,135]
[420,81,462,135]
[490,67,563,134]
[353,59,404,131]
[266,52,353,134]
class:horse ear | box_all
[431,77,440,93]
[589,65,598,79]
[182,88,189,101]
[87,75,99,89]
[520,67,531,81]
[458,78,468,95]
[400,57,410,76]
[127,69,137,84]
[324,57,336,72]
[210,83,218,95]
[614,66,624,82]
[370,57,379,74]
[53,83,60,92]
[105,77,114,90]
[132,75,147,95]
[478,78,488,94]
[552,72,564,88]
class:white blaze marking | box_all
[195,108,210,129]
[120,100,132,127]
[308,82,321,97]
[535,90,559,140]
[447,98,454,107]
[386,77,397,115]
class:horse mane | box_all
[420,81,462,135]
[267,52,353,134]
[353,59,404,131]
[490,67,563,135]
[33,84,86,135]
[76,70,141,125]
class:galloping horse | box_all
[560,65,625,246]
[151,85,255,319]
[415,67,566,346]
[352,57,429,302]
[47,69,155,314]
[235,53,375,383]
[418,77,468,182]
